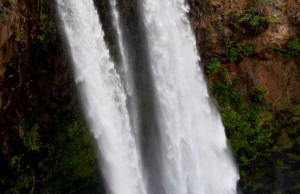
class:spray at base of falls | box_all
[139,0,240,193]
[56,0,146,194]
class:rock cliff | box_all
[0,0,299,193]
[189,0,300,193]
[0,0,104,193]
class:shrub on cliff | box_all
[205,58,222,75]
[226,40,254,62]
[275,37,300,58]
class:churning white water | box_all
[139,0,239,193]
[56,1,146,194]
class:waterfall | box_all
[108,0,140,142]
[56,1,146,194]
[56,0,239,193]
[108,0,131,95]
[139,0,239,193]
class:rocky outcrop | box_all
[189,0,299,105]
[189,0,300,193]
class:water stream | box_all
[56,0,239,193]
[56,1,146,194]
[139,0,239,193]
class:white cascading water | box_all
[140,0,239,194]
[108,0,131,94]
[108,0,139,138]
[56,1,146,194]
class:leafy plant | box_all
[8,0,16,6]
[250,86,267,103]
[240,11,258,26]
[275,37,300,57]
[36,0,56,44]
[291,105,300,123]
[285,38,300,57]
[238,6,278,27]
[23,123,41,151]
[226,40,254,62]
[0,2,8,21]
[15,27,24,42]
[0,0,18,21]
[238,7,263,27]
[10,155,22,171]
[205,58,222,74]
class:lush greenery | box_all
[275,37,300,58]
[237,6,276,27]
[189,5,300,192]
[237,7,264,27]
[226,40,254,62]
[205,58,222,74]
[0,1,104,193]
[205,58,300,193]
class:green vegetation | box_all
[39,113,102,194]
[275,37,300,57]
[0,11,8,21]
[0,1,8,21]
[234,5,277,37]
[205,56,300,193]
[238,7,263,27]
[37,0,56,44]
[8,0,16,5]
[237,6,277,27]
[15,27,24,42]
[0,0,17,21]
[250,86,267,103]
[0,0,104,193]
[3,111,102,193]
[226,40,254,62]
[22,123,41,151]
[192,0,299,192]
[205,58,222,74]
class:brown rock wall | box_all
[189,0,300,106]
